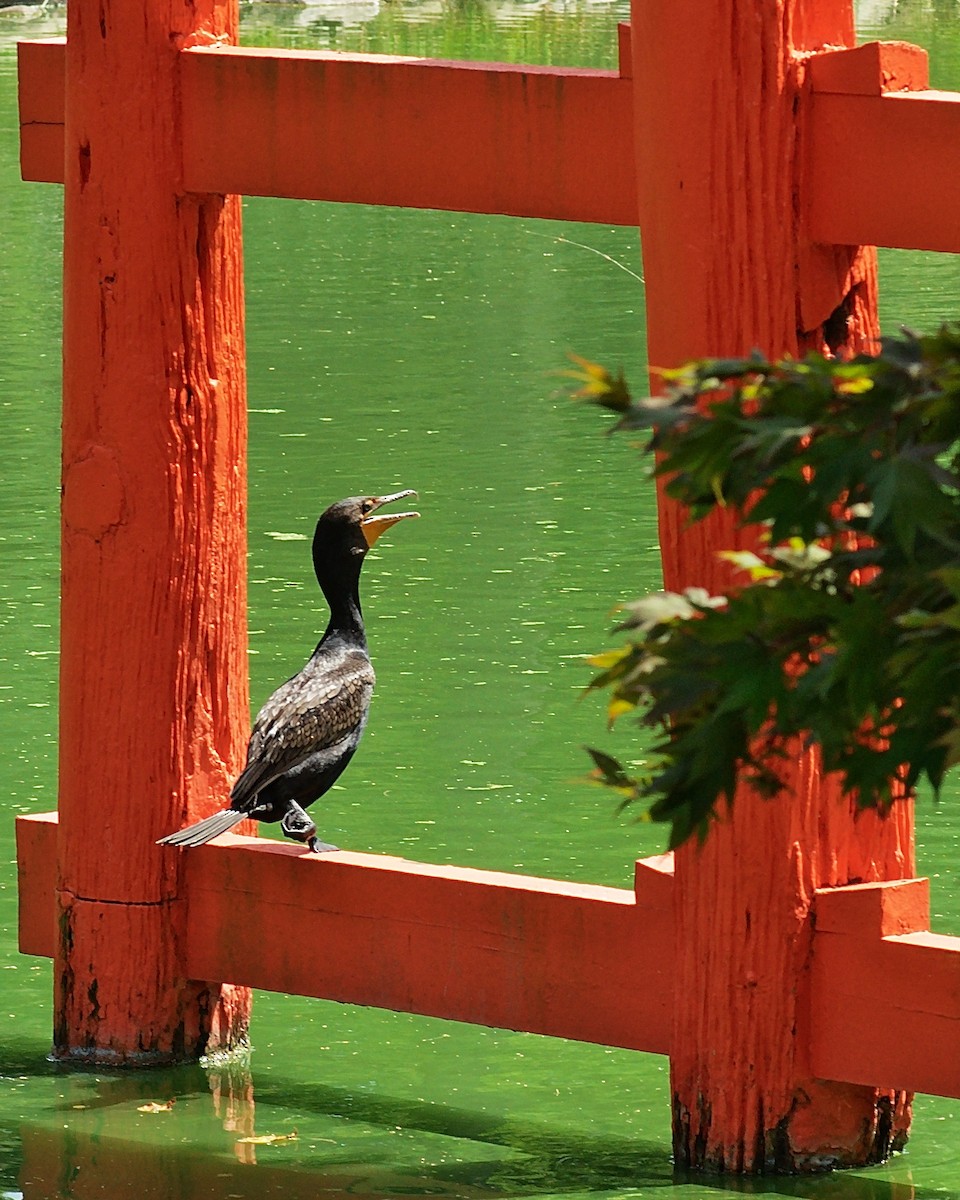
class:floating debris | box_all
[236,1129,298,1146]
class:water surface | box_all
[0,2,958,1196]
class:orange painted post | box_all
[632,0,915,1171]
[56,0,250,1061]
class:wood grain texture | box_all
[631,0,915,1171]
[56,0,250,1060]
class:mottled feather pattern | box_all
[230,646,375,811]
[157,491,418,851]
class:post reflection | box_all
[205,1053,258,1164]
[17,1054,493,1199]
[16,1059,924,1200]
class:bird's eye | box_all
[361,500,375,514]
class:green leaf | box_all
[577,324,960,848]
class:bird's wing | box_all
[230,650,375,812]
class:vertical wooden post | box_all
[632,0,915,1171]
[56,0,251,1061]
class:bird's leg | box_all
[280,803,339,854]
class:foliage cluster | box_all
[567,328,960,847]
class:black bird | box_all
[158,490,419,853]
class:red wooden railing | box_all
[18,37,960,250]
[14,0,960,1171]
[18,811,955,1099]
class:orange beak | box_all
[361,490,420,547]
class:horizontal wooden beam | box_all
[16,40,63,186]
[182,45,637,223]
[18,813,960,1092]
[18,38,638,225]
[186,835,678,1052]
[15,811,57,959]
[22,36,960,247]
[803,42,960,253]
[807,39,930,96]
[16,813,675,1053]
[811,878,960,1098]
[805,90,960,253]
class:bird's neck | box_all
[318,560,367,648]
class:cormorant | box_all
[157,490,419,853]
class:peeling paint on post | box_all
[56,0,251,1062]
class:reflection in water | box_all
[15,1051,932,1200]
[19,1127,492,1200]
[206,1053,257,1164]
[17,1051,670,1199]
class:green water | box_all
[1,1,958,1195]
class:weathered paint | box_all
[807,40,929,95]
[56,0,250,1061]
[630,0,919,1172]
[13,0,960,1165]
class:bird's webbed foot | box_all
[280,803,339,854]
[307,835,340,854]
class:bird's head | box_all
[313,490,420,568]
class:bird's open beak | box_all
[361,489,420,547]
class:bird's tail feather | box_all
[156,809,247,849]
